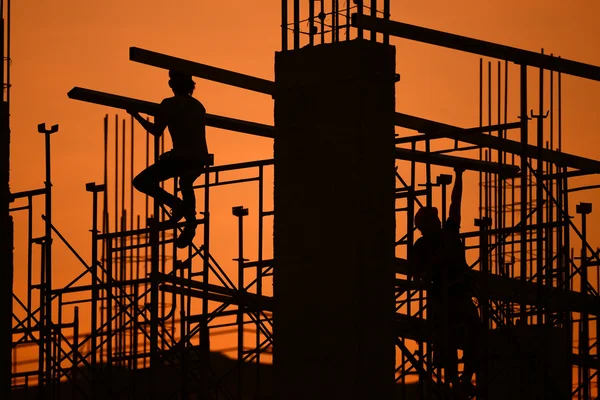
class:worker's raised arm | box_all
[128,109,167,137]
[448,168,464,227]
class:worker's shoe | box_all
[175,222,197,248]
[169,198,187,223]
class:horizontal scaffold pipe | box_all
[395,258,600,316]
[395,112,600,171]
[129,47,276,95]
[351,13,600,82]
[67,87,275,139]
[395,121,522,144]
[158,273,273,312]
[395,147,520,176]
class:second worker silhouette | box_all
[129,69,210,248]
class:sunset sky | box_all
[9,0,600,367]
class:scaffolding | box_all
[6,0,600,399]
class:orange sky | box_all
[9,0,600,372]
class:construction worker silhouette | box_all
[409,168,481,398]
[128,70,210,248]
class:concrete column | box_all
[274,39,396,400]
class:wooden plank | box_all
[395,112,600,171]
[129,47,275,95]
[395,147,520,176]
[351,13,600,82]
[67,87,275,138]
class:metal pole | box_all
[0,15,12,399]
[282,0,288,51]
[370,0,376,41]
[309,0,315,46]
[293,0,300,49]
[576,202,591,400]
[357,0,364,39]
[535,55,545,324]
[256,165,264,394]
[383,0,390,44]
[233,206,248,400]
[85,182,104,398]
[38,123,58,397]
[149,217,159,400]
[519,65,528,325]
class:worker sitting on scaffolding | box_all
[128,69,210,248]
[409,167,481,398]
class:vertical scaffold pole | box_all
[38,122,58,397]
[0,16,12,399]
[233,205,249,400]
[85,181,104,398]
[576,202,591,400]
[519,65,528,325]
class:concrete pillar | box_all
[274,39,396,400]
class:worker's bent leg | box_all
[133,158,180,209]
[179,172,202,221]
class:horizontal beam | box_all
[130,47,276,95]
[67,87,275,138]
[395,121,522,144]
[159,273,273,312]
[395,112,600,171]
[395,259,600,315]
[542,169,600,181]
[395,147,520,176]
[352,13,600,82]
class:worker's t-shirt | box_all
[412,217,471,303]
[158,95,209,164]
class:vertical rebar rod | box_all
[356,0,363,39]
[115,115,119,243]
[335,0,339,42]
[332,0,336,43]
[320,0,325,44]
[309,0,314,46]
[549,61,556,295]
[0,14,10,398]
[383,0,390,44]
[536,56,545,324]
[519,64,528,325]
[346,0,350,41]
[497,61,503,279]
[133,214,140,377]
[282,0,288,51]
[293,0,300,49]
[370,0,377,41]
[487,61,491,223]
[120,118,126,366]
[479,58,483,220]
[27,195,33,332]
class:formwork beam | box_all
[67,87,275,138]
[351,13,600,82]
[129,47,276,95]
[395,112,600,170]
